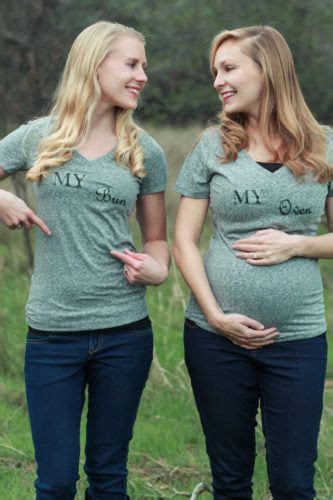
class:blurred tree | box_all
[0,0,332,129]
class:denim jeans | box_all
[184,320,327,500]
[25,317,153,500]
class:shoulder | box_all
[192,126,223,156]
[137,130,167,193]
[20,116,54,150]
[0,115,52,156]
[198,126,221,146]
[322,124,333,136]
[1,116,52,143]
[174,128,218,198]
[138,129,165,160]
[186,126,223,164]
[23,116,54,139]
[322,125,333,163]
[323,125,333,144]
[0,116,54,172]
[197,126,221,145]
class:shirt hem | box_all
[185,315,327,343]
[173,187,209,199]
[26,310,149,332]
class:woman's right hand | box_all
[208,310,279,350]
[0,189,51,235]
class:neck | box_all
[245,116,285,159]
[245,118,263,149]
[90,101,116,136]
[246,114,261,134]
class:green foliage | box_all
[0,0,332,128]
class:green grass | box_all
[1,125,333,498]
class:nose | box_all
[213,72,225,91]
[136,67,148,84]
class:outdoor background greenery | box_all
[0,0,333,129]
[0,0,333,498]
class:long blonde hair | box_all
[27,21,145,182]
[210,26,332,182]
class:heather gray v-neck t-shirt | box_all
[0,117,167,331]
[174,127,333,341]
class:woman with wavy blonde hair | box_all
[174,25,333,498]
[0,20,169,499]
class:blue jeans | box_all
[25,317,153,500]
[184,320,327,500]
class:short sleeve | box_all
[0,122,32,174]
[174,132,212,199]
[0,117,51,175]
[139,133,167,195]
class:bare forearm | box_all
[173,240,221,323]
[0,187,12,200]
[0,188,23,218]
[233,227,333,265]
[142,239,170,274]
[290,233,333,259]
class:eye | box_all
[226,66,235,71]
[127,62,136,68]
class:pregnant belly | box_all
[205,251,324,329]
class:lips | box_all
[126,86,141,97]
[221,90,237,102]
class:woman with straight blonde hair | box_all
[174,25,333,498]
[0,21,169,499]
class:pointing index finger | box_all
[29,213,51,236]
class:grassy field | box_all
[0,126,333,499]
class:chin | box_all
[119,101,138,111]
[224,105,243,115]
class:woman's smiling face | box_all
[213,38,264,119]
[97,35,148,110]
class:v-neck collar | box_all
[239,150,286,176]
[74,149,115,163]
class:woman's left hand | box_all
[232,229,303,265]
[111,248,168,285]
